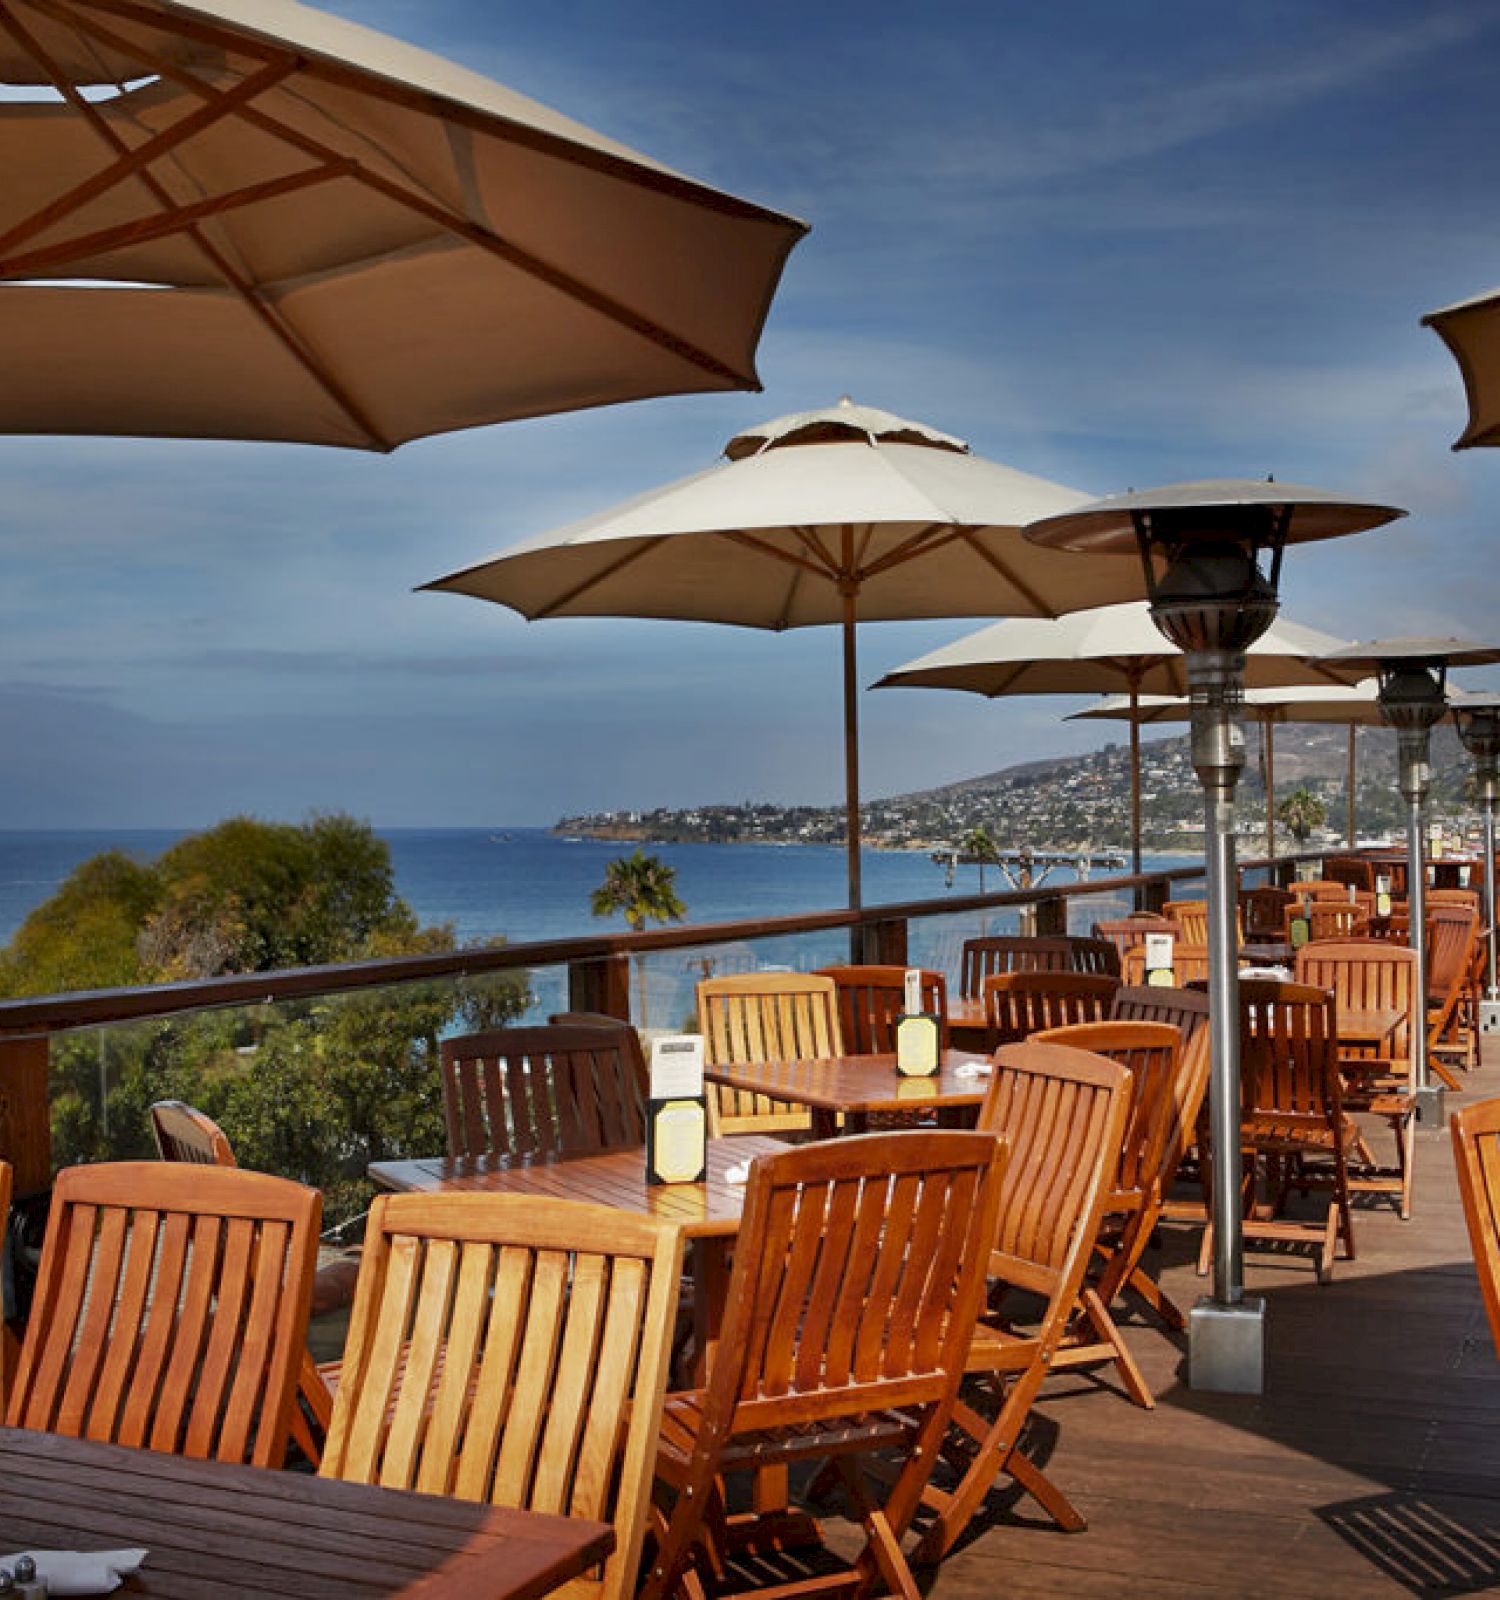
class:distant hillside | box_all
[558,722,1474,851]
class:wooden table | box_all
[703,1050,991,1141]
[0,1427,610,1599]
[371,1137,789,1357]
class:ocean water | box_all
[0,828,1201,1023]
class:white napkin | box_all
[953,1060,993,1080]
[1240,965,1293,982]
[0,1550,147,1596]
[724,1161,751,1185]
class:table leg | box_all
[812,1108,840,1141]
[690,1236,730,1384]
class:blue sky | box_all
[3,0,1500,827]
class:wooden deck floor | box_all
[915,1045,1500,1598]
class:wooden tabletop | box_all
[0,1427,611,1599]
[704,1049,991,1123]
[369,1136,788,1236]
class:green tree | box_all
[590,848,686,1026]
[961,825,1000,893]
[1,815,529,1227]
[1277,785,1327,844]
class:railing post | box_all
[0,1034,52,1197]
[864,917,908,966]
[567,955,632,1022]
[1140,879,1170,914]
[1033,894,1067,936]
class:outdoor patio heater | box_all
[1026,481,1403,1395]
[1454,695,1500,1034]
[1317,640,1500,1126]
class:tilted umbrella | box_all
[0,0,806,449]
[1071,680,1386,852]
[423,397,1125,912]
[874,603,1354,874]
[1424,289,1500,449]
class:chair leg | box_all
[836,1458,920,1600]
[1079,1285,1154,1409]
[1125,1263,1188,1332]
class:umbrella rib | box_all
[0,4,395,451]
[61,0,802,230]
[716,527,839,581]
[956,528,1051,614]
[0,162,356,279]
[529,537,668,618]
[0,58,296,260]
[42,0,766,390]
[859,522,967,581]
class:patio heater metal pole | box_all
[1129,672,1143,906]
[1484,776,1499,1009]
[1347,725,1358,847]
[1398,725,1438,1121]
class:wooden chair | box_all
[815,964,948,1052]
[548,1011,650,1098]
[439,1023,646,1159]
[697,972,841,1136]
[1200,981,1355,1283]
[0,1160,12,1408]
[1241,886,1293,941]
[321,1194,683,1600]
[915,1040,1131,1561]
[1029,1019,1184,1408]
[958,934,1076,998]
[1068,935,1123,978]
[1308,902,1366,942]
[1294,941,1417,1219]
[1162,899,1211,944]
[1289,879,1348,900]
[1427,903,1481,1076]
[150,1099,339,1464]
[1120,943,1210,987]
[7,1161,319,1468]
[1325,857,1375,892]
[1093,916,1181,962]
[1452,1095,1500,1363]
[982,969,1118,1044]
[1109,986,1213,1328]
[641,1131,1004,1600]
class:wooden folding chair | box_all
[1452,1095,1500,1363]
[697,973,842,1136]
[1067,936,1122,978]
[958,935,1076,999]
[1199,981,1355,1283]
[440,1023,647,1159]
[1241,886,1293,940]
[1289,879,1348,900]
[915,1040,1131,1561]
[815,964,948,1053]
[1427,903,1481,1077]
[1029,1019,1183,1409]
[641,1131,1005,1600]
[150,1099,342,1464]
[7,1161,319,1468]
[1162,899,1211,944]
[549,1011,651,1098]
[1324,857,1376,892]
[1295,941,1418,1219]
[321,1193,683,1600]
[982,969,1118,1044]
[1092,916,1181,963]
[1120,943,1210,987]
[1108,985,1213,1328]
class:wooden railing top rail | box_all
[0,849,1322,1041]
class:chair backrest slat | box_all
[982,970,1118,1044]
[321,1194,682,1600]
[439,1025,646,1161]
[7,1162,319,1468]
[1453,1096,1500,1364]
[1295,940,1416,1069]
[815,965,948,1053]
[697,973,842,1134]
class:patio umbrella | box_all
[423,397,1128,911]
[0,0,806,449]
[1424,289,1500,449]
[1071,681,1390,851]
[874,603,1354,875]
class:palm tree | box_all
[1276,786,1327,845]
[591,848,686,1026]
[960,825,1000,894]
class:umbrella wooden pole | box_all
[841,581,863,929]
[1347,724,1358,846]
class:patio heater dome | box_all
[1149,541,1279,654]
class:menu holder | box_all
[1144,932,1176,986]
[647,1035,706,1186]
[1460,863,1473,888]
[1376,875,1392,918]
[1288,901,1312,950]
[895,967,940,1077]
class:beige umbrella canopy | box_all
[0,0,806,449]
[424,397,1124,909]
[875,604,1355,873]
[1424,289,1500,449]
